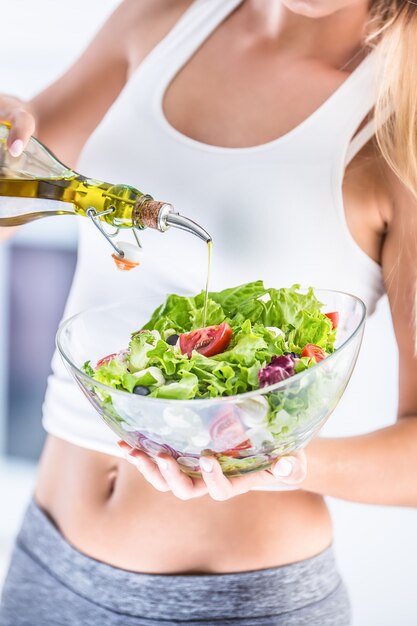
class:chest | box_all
[163,31,347,150]
[159,31,387,266]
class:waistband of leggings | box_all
[17,498,341,620]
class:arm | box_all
[303,164,417,507]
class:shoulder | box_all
[346,117,417,230]
[114,0,195,69]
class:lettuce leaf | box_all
[82,360,95,377]
[91,358,139,393]
[90,282,337,401]
[128,330,159,371]
[150,372,199,399]
[288,311,336,353]
[207,280,267,315]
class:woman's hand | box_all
[0,95,36,156]
[0,96,37,241]
[118,441,307,500]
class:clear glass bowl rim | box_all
[56,288,366,407]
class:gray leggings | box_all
[0,500,351,626]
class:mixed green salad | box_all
[83,282,339,400]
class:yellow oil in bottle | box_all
[0,175,148,228]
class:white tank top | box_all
[42,0,385,456]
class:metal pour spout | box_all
[165,211,212,243]
[135,200,212,243]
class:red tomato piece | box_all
[179,322,232,358]
[96,353,117,369]
[325,311,339,330]
[209,407,247,450]
[301,344,326,363]
[222,439,253,458]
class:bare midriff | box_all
[35,436,332,574]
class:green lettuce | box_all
[150,372,199,399]
[288,310,336,353]
[84,282,337,401]
[91,358,138,393]
[129,330,159,371]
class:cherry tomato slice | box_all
[179,322,232,358]
[222,439,253,458]
[96,353,117,369]
[301,344,326,363]
[209,406,247,450]
[325,312,339,330]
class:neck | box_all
[245,0,370,70]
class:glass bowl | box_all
[57,290,366,476]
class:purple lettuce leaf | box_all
[258,354,296,388]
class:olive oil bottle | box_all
[0,123,210,241]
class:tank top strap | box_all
[344,102,392,166]
[345,118,376,166]
[332,49,380,164]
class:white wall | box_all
[1,2,416,625]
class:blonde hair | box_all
[368,1,417,199]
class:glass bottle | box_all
[0,123,211,244]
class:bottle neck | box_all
[133,198,212,242]
[133,196,170,230]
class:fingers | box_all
[131,451,172,492]
[200,455,286,498]
[117,441,170,492]
[0,96,36,156]
[117,442,207,498]
[200,455,235,501]
[270,450,308,485]
[115,441,307,501]
[117,440,133,455]
[7,108,36,156]
[155,455,208,500]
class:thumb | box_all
[271,450,307,485]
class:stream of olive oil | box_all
[202,239,212,327]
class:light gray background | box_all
[0,1,416,625]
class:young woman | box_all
[1,1,416,624]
